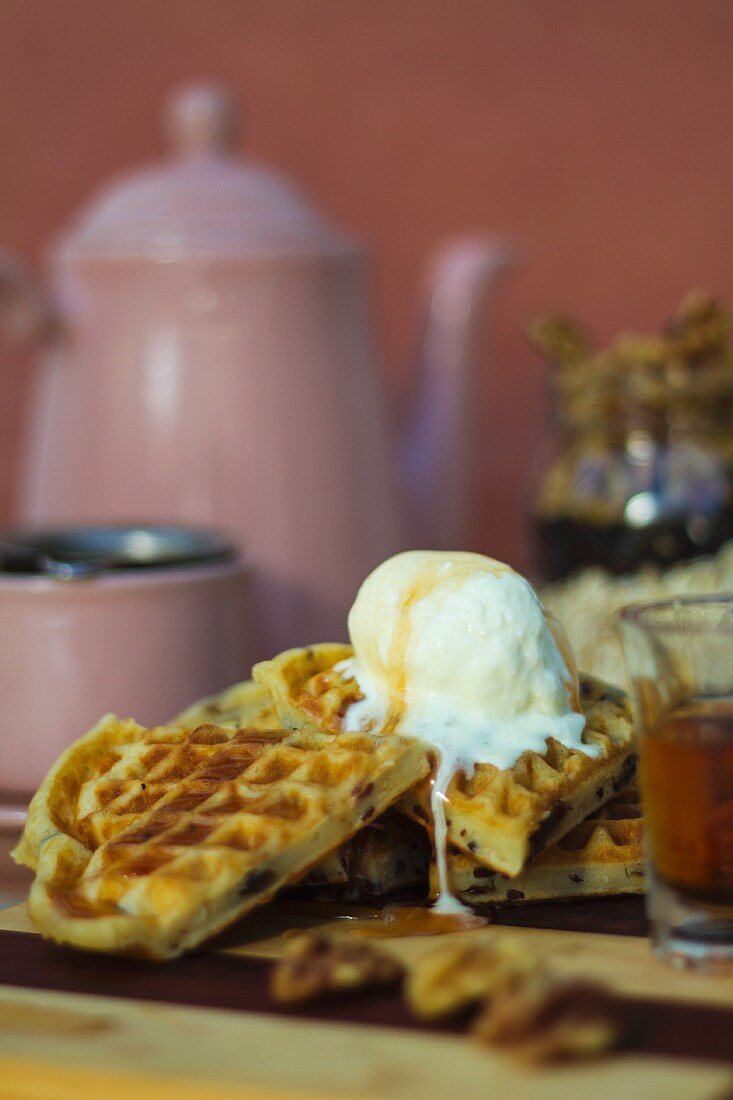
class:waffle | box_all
[253,644,355,733]
[433,786,644,904]
[171,679,347,885]
[303,810,431,897]
[13,716,429,958]
[171,678,278,731]
[344,811,431,898]
[255,645,637,876]
[176,678,427,898]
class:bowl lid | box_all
[0,523,238,578]
[55,85,350,260]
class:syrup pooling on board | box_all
[274,900,487,937]
[335,551,596,911]
[319,904,486,938]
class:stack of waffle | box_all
[252,644,642,906]
[13,649,641,960]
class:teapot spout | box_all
[400,237,514,548]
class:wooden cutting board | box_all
[1,898,732,1100]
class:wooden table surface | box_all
[1,890,732,1100]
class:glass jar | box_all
[530,301,733,583]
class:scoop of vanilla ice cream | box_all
[336,550,590,774]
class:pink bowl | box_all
[0,556,249,795]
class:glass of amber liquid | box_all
[619,596,733,971]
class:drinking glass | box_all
[619,595,733,971]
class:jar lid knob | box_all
[165,83,238,157]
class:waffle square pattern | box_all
[255,646,637,877]
[15,717,428,959]
[440,784,644,904]
[399,675,637,876]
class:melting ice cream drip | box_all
[430,758,472,914]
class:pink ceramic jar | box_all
[0,524,249,797]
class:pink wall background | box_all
[2,0,733,569]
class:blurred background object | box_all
[529,293,733,583]
[533,294,733,687]
[1,81,510,655]
[0,523,249,793]
[543,541,733,686]
[4,1,733,577]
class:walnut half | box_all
[270,932,404,1004]
[405,938,538,1021]
[472,967,621,1064]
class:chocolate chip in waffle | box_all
[14,717,429,959]
[255,646,637,877]
[435,785,644,905]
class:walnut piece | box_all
[525,313,592,367]
[405,937,538,1021]
[665,290,730,365]
[270,931,403,1004]
[472,967,620,1064]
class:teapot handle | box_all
[0,250,57,348]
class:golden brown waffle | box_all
[344,811,431,898]
[13,716,429,958]
[171,679,347,886]
[435,785,644,904]
[255,645,636,876]
[171,679,278,731]
[302,810,431,897]
[403,676,637,876]
[253,644,355,733]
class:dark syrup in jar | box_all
[535,506,733,584]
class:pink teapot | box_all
[1,85,512,656]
